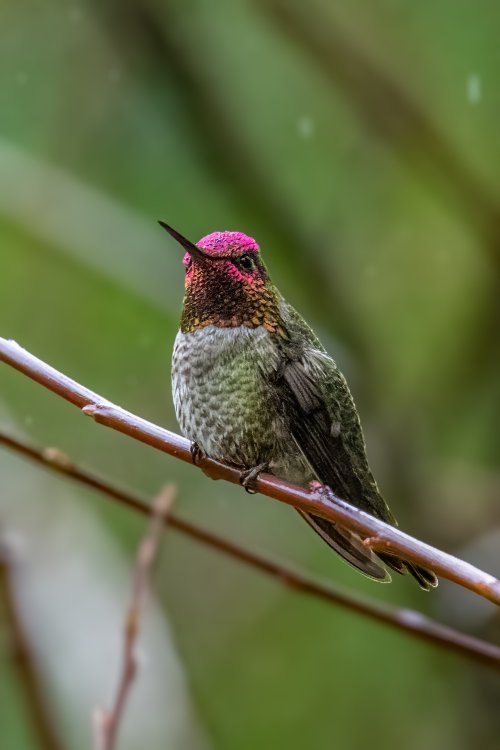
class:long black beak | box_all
[158,221,208,260]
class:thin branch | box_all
[94,484,174,750]
[1,337,500,604]
[1,431,500,671]
[0,541,66,750]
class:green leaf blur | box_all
[1,2,499,749]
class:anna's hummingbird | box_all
[162,222,437,590]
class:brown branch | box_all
[1,431,500,671]
[0,541,66,750]
[1,338,500,604]
[94,484,174,750]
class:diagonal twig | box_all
[1,430,500,671]
[93,484,175,750]
[1,337,500,604]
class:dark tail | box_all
[378,552,438,591]
[300,511,438,590]
[298,511,390,582]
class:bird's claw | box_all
[239,463,268,494]
[308,480,324,493]
[190,441,206,466]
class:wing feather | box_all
[275,351,391,580]
[268,300,437,589]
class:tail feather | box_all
[378,553,438,591]
[298,511,390,582]
[300,512,438,590]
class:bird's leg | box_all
[239,462,269,494]
[190,441,206,466]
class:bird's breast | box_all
[172,325,283,466]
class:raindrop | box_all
[68,5,84,23]
[297,116,315,139]
[364,264,378,279]
[15,71,28,86]
[108,67,122,84]
[466,73,481,105]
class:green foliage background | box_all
[1,1,499,748]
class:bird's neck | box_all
[180,282,287,337]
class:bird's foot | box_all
[190,441,206,466]
[239,463,269,494]
[308,480,324,493]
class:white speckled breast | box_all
[172,325,286,467]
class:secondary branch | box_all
[1,430,500,671]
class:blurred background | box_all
[1,1,500,748]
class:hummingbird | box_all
[161,221,438,590]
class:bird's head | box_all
[159,222,285,336]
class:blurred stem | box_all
[260,0,500,422]
[91,0,370,365]
[2,431,500,672]
[94,485,174,750]
[0,545,66,750]
[260,0,500,253]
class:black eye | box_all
[236,254,255,272]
